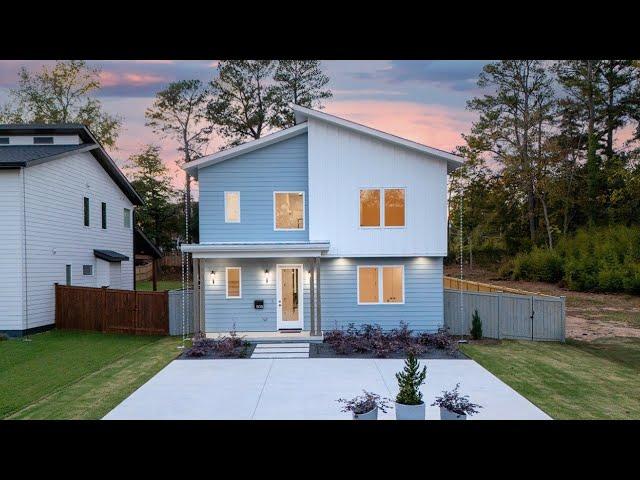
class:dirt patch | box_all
[444,265,640,341]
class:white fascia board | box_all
[291,104,464,172]
[182,123,308,177]
[181,241,330,258]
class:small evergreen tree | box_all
[470,309,483,340]
[395,353,427,405]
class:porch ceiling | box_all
[180,241,330,258]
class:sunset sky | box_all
[0,60,489,190]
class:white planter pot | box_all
[353,406,378,420]
[440,407,466,420]
[395,402,425,420]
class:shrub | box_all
[0,333,8,342]
[512,247,564,283]
[470,309,483,340]
[395,353,427,405]
[431,383,482,416]
[337,390,392,415]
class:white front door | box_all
[276,264,303,330]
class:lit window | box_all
[274,192,304,230]
[226,267,241,298]
[82,264,94,276]
[358,267,379,304]
[123,208,131,228]
[225,192,240,223]
[384,188,405,227]
[360,189,380,227]
[358,265,404,304]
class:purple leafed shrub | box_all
[324,322,455,358]
[185,328,250,358]
[431,383,482,416]
[337,390,392,415]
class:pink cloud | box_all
[99,71,166,87]
[324,100,475,153]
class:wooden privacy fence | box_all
[444,289,565,342]
[160,253,182,268]
[135,261,154,281]
[55,284,169,335]
[443,276,552,297]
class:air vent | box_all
[33,136,54,144]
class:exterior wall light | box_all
[265,269,270,284]
[210,270,216,284]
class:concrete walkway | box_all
[103,358,551,420]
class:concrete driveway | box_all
[104,358,550,420]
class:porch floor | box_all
[206,331,324,343]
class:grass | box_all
[0,330,184,419]
[136,280,183,291]
[460,337,640,419]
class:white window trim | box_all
[123,208,131,229]
[224,191,241,223]
[225,267,242,299]
[358,187,407,229]
[65,263,73,286]
[357,264,405,305]
[273,191,306,231]
[82,263,95,277]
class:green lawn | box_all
[460,337,640,419]
[136,280,183,291]
[0,330,185,419]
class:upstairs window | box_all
[33,136,54,144]
[224,191,240,223]
[0,137,9,145]
[83,197,90,227]
[274,192,304,230]
[123,208,131,228]
[101,202,107,229]
[359,188,405,228]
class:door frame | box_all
[276,263,304,330]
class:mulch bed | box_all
[178,336,256,359]
[309,342,467,359]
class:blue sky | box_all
[0,60,489,185]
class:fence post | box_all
[497,293,501,340]
[560,296,566,342]
[531,295,535,341]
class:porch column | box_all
[192,258,201,336]
[314,257,322,335]
[309,260,316,335]
[199,259,205,334]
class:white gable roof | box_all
[183,105,464,176]
[292,104,464,173]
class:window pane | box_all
[383,266,404,303]
[384,189,405,227]
[227,268,241,297]
[65,265,72,285]
[225,192,240,222]
[83,265,93,276]
[123,208,131,228]
[84,197,90,227]
[275,192,304,229]
[358,267,379,303]
[102,202,107,229]
[360,189,380,227]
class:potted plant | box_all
[394,353,427,420]
[431,383,482,420]
[337,390,391,420]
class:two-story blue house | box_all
[181,105,463,339]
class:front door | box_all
[276,264,303,330]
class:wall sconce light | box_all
[265,269,270,284]
[210,270,216,284]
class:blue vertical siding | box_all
[204,258,311,333]
[198,133,309,242]
[319,257,444,333]
[203,256,444,334]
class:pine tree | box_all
[395,353,427,405]
[470,309,483,340]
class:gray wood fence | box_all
[444,289,565,342]
[168,289,193,336]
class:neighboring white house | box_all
[181,105,464,337]
[0,124,143,337]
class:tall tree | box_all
[125,145,176,250]
[270,60,332,128]
[466,60,555,244]
[206,60,276,146]
[0,60,121,147]
[145,79,212,242]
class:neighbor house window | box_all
[83,197,90,226]
[0,137,9,145]
[226,267,241,299]
[65,265,72,285]
[224,191,240,223]
[357,265,404,304]
[33,136,54,144]
[274,192,304,230]
[359,188,406,228]
[101,202,107,229]
[82,264,94,276]
[123,208,131,228]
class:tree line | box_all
[0,60,332,251]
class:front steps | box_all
[250,343,310,359]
